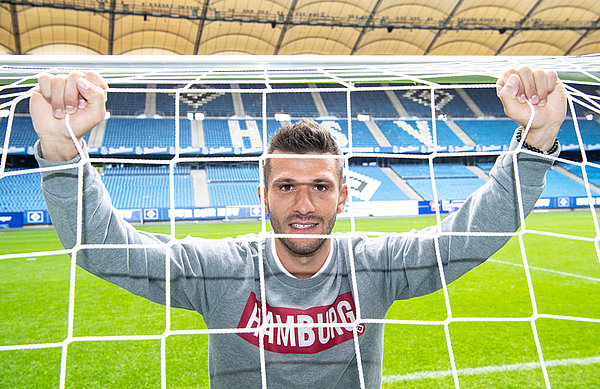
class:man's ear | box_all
[337,184,348,214]
[257,185,269,214]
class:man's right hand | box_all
[30,71,108,161]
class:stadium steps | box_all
[88,119,106,147]
[446,119,476,146]
[231,83,245,117]
[145,84,156,117]
[554,164,600,194]
[308,83,329,117]
[456,88,484,117]
[383,86,410,117]
[364,120,391,147]
[466,165,490,181]
[190,120,204,147]
[192,169,210,207]
[381,167,423,200]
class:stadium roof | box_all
[1,0,599,56]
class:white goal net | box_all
[1,55,600,388]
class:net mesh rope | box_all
[1,55,600,388]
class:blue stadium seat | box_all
[208,182,260,207]
[106,85,147,116]
[103,118,192,149]
[0,169,46,212]
[0,117,39,149]
[462,87,505,117]
[390,163,485,200]
[267,84,318,117]
[558,161,600,189]
[456,120,516,147]
[541,169,599,197]
[557,118,600,148]
[101,166,195,209]
[351,90,396,117]
[205,164,260,183]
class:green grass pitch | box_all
[1,212,599,388]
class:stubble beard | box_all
[271,213,337,257]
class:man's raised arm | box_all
[380,67,568,303]
[30,73,239,316]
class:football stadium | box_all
[1,1,600,388]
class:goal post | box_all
[1,54,600,388]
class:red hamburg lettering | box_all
[236,291,364,354]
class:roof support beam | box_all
[495,0,543,55]
[273,0,299,55]
[565,15,600,55]
[107,0,116,54]
[424,0,463,55]
[350,0,384,55]
[10,3,21,54]
[193,0,211,55]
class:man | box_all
[31,67,566,387]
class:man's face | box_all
[262,152,347,258]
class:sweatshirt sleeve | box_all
[34,141,249,317]
[359,131,559,307]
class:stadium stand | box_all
[461,87,505,117]
[205,164,260,207]
[2,80,600,215]
[238,83,266,117]
[106,84,147,116]
[102,166,195,209]
[559,162,600,188]
[267,84,319,117]
[205,164,259,183]
[203,119,234,149]
[0,169,46,212]
[390,163,486,200]
[557,118,600,148]
[316,84,347,117]
[455,119,516,147]
[0,116,40,149]
[103,118,192,149]
[208,182,260,207]
[348,165,409,201]
[155,85,235,117]
[0,86,31,114]
[480,161,600,197]
[393,88,474,118]
[541,169,599,197]
[439,89,476,117]
[318,120,379,148]
[376,119,465,147]
[350,89,397,117]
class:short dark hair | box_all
[264,119,343,185]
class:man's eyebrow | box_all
[313,178,335,184]
[272,177,335,184]
[272,177,296,184]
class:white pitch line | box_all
[382,355,600,383]
[489,259,600,283]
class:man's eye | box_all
[280,184,293,191]
[315,185,328,192]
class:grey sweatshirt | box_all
[35,134,557,388]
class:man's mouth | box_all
[290,223,317,229]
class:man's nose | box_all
[293,187,315,215]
